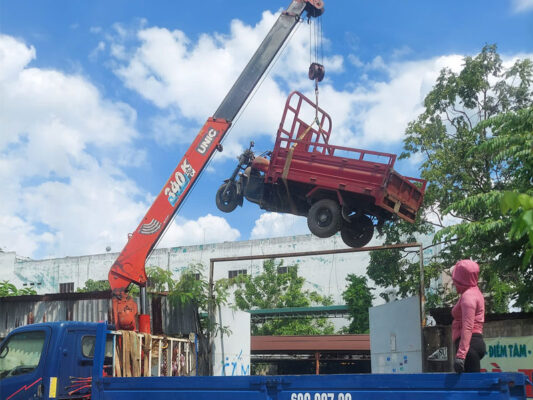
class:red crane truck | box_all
[2,2,529,400]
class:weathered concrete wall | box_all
[4,233,437,307]
[0,251,26,288]
[212,306,251,376]
[5,234,379,304]
[484,318,533,338]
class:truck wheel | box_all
[340,215,374,248]
[216,182,239,213]
[307,199,342,238]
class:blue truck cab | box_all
[1,321,530,400]
[0,322,99,399]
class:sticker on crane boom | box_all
[139,218,162,235]
[196,128,219,155]
[164,159,196,206]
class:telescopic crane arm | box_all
[108,0,324,332]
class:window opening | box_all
[0,330,46,379]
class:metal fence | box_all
[0,291,197,338]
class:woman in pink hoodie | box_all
[451,259,486,373]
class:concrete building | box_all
[2,234,371,302]
[1,233,438,310]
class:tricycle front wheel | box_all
[216,182,239,213]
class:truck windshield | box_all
[0,330,45,380]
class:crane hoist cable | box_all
[149,15,304,255]
[281,14,327,213]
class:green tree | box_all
[167,264,219,309]
[0,281,37,296]
[163,263,230,337]
[231,259,334,335]
[77,266,181,294]
[341,274,374,333]
[77,279,111,292]
[368,45,533,312]
[78,265,230,337]
[501,192,533,266]
[146,266,174,293]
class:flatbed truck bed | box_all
[0,322,529,399]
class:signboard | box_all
[481,336,533,398]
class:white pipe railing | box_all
[108,331,196,377]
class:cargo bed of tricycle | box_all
[267,91,426,224]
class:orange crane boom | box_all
[108,0,325,332]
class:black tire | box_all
[307,199,342,238]
[216,182,239,213]
[340,215,374,248]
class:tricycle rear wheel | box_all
[307,199,342,238]
[216,182,239,213]
[340,215,374,248]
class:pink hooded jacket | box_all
[451,259,485,359]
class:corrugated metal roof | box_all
[251,334,370,352]
[249,305,349,320]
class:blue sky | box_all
[1,0,532,259]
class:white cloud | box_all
[512,0,533,13]
[107,11,343,160]
[4,12,527,260]
[351,55,464,147]
[104,10,533,175]
[150,111,189,146]
[21,164,149,256]
[348,54,364,68]
[89,41,106,61]
[104,12,474,156]
[0,215,47,257]
[423,203,463,228]
[0,35,35,84]
[368,55,387,71]
[157,214,240,247]
[392,46,413,59]
[251,212,308,239]
[0,34,149,258]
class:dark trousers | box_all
[455,333,486,372]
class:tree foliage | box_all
[76,267,174,294]
[76,264,229,334]
[231,259,334,335]
[0,281,37,297]
[368,45,533,312]
[501,191,533,267]
[341,274,374,334]
[77,279,110,292]
[166,264,229,311]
